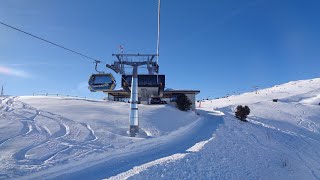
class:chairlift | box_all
[88,61,116,92]
[88,73,116,92]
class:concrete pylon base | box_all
[129,125,139,137]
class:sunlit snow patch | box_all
[105,153,187,180]
[186,136,215,152]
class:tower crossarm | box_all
[108,53,159,75]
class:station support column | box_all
[129,66,139,136]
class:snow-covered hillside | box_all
[0,96,199,179]
[123,78,320,180]
[1,78,320,180]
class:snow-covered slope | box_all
[117,78,320,180]
[1,78,320,180]
[0,96,199,179]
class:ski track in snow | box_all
[0,96,107,179]
[295,103,319,133]
[1,96,201,180]
[25,108,223,179]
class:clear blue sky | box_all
[1,0,320,100]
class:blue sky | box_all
[1,0,320,100]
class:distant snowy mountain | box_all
[1,78,320,180]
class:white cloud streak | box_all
[0,65,31,78]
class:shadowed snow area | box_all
[1,78,320,180]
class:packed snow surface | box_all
[1,78,320,180]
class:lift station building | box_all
[106,74,200,110]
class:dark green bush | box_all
[235,105,250,121]
[176,94,192,111]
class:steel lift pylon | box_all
[107,54,159,137]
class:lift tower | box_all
[1,85,3,96]
[107,54,159,137]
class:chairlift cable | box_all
[156,0,161,62]
[0,21,101,64]
[156,0,161,83]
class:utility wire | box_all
[0,21,132,88]
[0,21,101,63]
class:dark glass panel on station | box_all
[121,75,165,88]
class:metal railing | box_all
[32,93,87,99]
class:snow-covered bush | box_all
[235,105,250,121]
[176,94,192,111]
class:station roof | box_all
[164,89,200,94]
